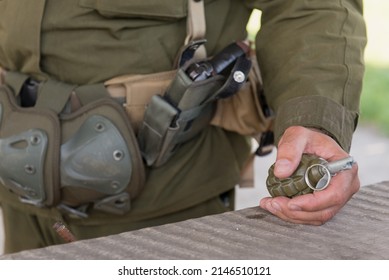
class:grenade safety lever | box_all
[266,154,356,198]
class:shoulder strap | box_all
[185,0,206,50]
[175,0,207,67]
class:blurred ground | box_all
[0,124,388,255]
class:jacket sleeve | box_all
[244,0,367,152]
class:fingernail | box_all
[289,204,301,211]
[275,159,291,175]
[268,201,281,214]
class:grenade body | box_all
[266,154,327,198]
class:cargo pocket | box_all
[78,0,187,23]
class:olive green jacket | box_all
[0,0,366,223]
[0,0,366,151]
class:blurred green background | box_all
[247,0,389,135]
[360,0,389,135]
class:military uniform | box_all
[0,0,366,253]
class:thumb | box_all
[274,126,307,178]
[274,159,295,178]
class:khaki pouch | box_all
[210,58,274,136]
[105,70,176,134]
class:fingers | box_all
[261,126,360,225]
[274,126,347,178]
[274,126,307,178]
[287,164,359,211]
[260,163,360,225]
[260,196,339,225]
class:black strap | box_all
[255,131,274,156]
[213,55,252,100]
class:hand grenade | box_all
[266,154,355,198]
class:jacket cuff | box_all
[274,96,358,152]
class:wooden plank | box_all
[2,182,388,260]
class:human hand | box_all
[259,126,360,225]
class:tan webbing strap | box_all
[185,0,206,46]
[175,0,207,67]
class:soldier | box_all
[0,0,366,253]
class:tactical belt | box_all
[0,0,274,217]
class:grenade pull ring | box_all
[304,163,332,191]
[304,156,356,191]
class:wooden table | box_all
[1,181,388,260]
